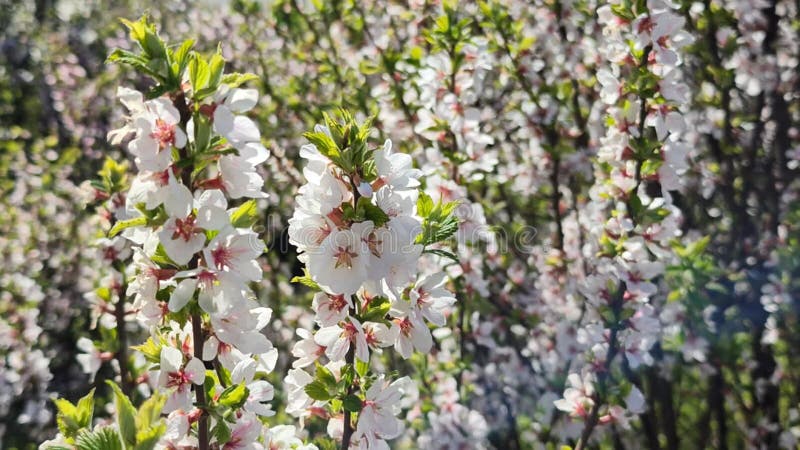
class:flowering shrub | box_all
[2,0,800,449]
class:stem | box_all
[171,90,210,450]
[341,347,355,450]
[550,155,564,252]
[114,287,131,396]
[192,312,209,450]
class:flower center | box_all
[416,288,430,307]
[333,245,358,269]
[396,317,413,336]
[363,232,383,257]
[364,327,380,346]
[171,215,198,242]
[151,118,176,149]
[166,370,191,389]
[329,294,349,312]
[211,244,234,270]
[197,270,218,288]
[343,321,358,340]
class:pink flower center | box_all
[197,270,217,287]
[416,288,430,307]
[166,370,191,389]
[211,244,234,270]
[333,245,358,269]
[364,327,380,346]
[151,118,176,149]
[396,317,413,336]
[171,215,199,242]
[636,17,655,35]
[343,321,358,340]
[329,294,349,312]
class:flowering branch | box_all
[286,110,459,449]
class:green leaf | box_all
[355,359,370,377]
[106,381,137,446]
[218,383,250,409]
[417,192,434,217]
[357,198,390,227]
[171,39,195,80]
[216,365,233,388]
[75,389,95,430]
[208,48,225,91]
[193,113,212,153]
[230,200,259,228]
[417,212,459,246]
[204,370,217,402]
[342,394,363,412]
[132,337,162,364]
[108,216,147,238]
[423,248,459,262]
[316,363,337,389]
[54,399,80,438]
[136,392,166,430]
[106,49,162,80]
[291,270,322,292]
[221,72,259,88]
[189,55,210,93]
[133,423,166,450]
[119,17,150,44]
[97,157,129,194]
[150,244,178,267]
[76,427,124,450]
[303,130,342,165]
[304,380,333,401]
[54,389,95,439]
[361,297,391,322]
[212,421,231,446]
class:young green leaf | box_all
[218,383,250,409]
[108,216,147,238]
[342,394,363,413]
[230,200,259,228]
[75,426,124,450]
[305,380,333,401]
[106,381,137,446]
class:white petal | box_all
[197,205,228,230]
[231,358,258,384]
[229,116,260,143]
[226,88,259,112]
[238,141,270,165]
[160,346,183,372]
[202,336,219,361]
[168,278,198,312]
[165,179,193,218]
[314,326,343,346]
[185,357,206,384]
[214,106,235,136]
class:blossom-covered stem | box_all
[575,293,622,450]
[340,184,361,450]
[171,83,212,450]
[576,42,652,448]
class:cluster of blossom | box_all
[414,375,490,449]
[551,0,692,443]
[37,19,319,450]
[285,114,459,449]
[7,0,800,448]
